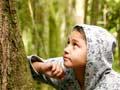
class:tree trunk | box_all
[0,0,33,90]
[75,0,85,24]
[84,0,88,23]
[117,27,120,65]
[48,1,62,58]
[90,0,99,25]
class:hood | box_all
[75,24,116,90]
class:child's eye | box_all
[73,43,77,46]
[67,41,70,44]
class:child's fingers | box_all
[51,63,56,72]
[52,65,64,79]
[52,64,59,75]
[56,68,64,79]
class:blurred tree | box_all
[0,0,33,89]
[90,0,99,25]
[17,0,76,89]
[84,0,88,23]
[48,0,62,57]
[75,0,88,24]
[64,0,75,40]
[75,0,85,24]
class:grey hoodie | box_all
[28,24,120,90]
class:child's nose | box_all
[64,45,70,54]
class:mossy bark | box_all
[118,29,120,65]
[0,0,33,90]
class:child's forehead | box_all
[68,31,85,40]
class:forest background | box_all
[0,0,120,90]
[17,0,120,90]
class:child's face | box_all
[63,30,87,68]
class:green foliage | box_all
[17,0,75,89]
[16,0,120,89]
[16,0,32,30]
[107,0,120,30]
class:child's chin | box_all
[64,63,73,68]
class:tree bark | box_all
[117,27,120,65]
[0,0,33,90]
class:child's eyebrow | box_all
[67,38,70,41]
[68,36,80,43]
[72,39,79,43]
[68,37,79,42]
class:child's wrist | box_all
[37,62,44,73]
[32,62,43,73]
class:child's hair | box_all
[73,25,86,41]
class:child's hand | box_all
[32,62,65,80]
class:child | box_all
[28,24,120,90]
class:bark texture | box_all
[0,0,33,90]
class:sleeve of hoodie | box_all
[27,55,66,87]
